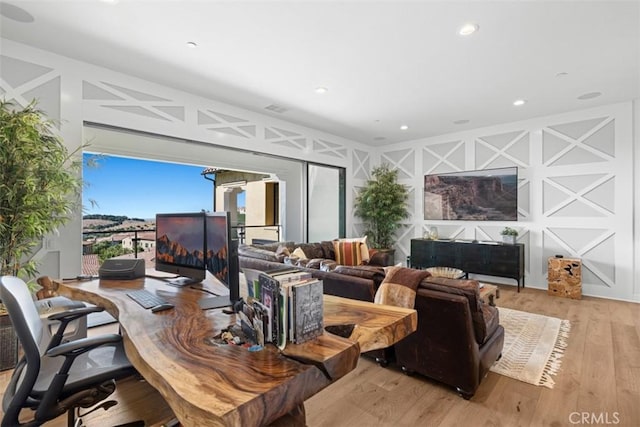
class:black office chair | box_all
[0,275,138,427]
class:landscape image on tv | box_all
[424,167,518,221]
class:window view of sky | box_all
[82,153,245,219]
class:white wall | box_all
[370,102,638,302]
[0,39,371,279]
[1,38,637,302]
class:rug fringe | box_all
[539,319,571,388]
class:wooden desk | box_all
[59,276,415,426]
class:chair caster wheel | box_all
[375,357,388,367]
[456,387,473,400]
[401,366,414,376]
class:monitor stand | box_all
[198,295,232,310]
[166,277,202,287]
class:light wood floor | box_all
[2,285,639,426]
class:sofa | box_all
[238,241,504,399]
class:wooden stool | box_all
[547,256,582,299]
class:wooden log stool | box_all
[547,256,582,299]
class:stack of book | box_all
[257,268,324,349]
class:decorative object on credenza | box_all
[425,266,465,279]
[491,307,570,388]
[500,226,519,244]
[428,226,438,240]
[354,163,409,250]
[547,256,582,300]
[0,100,84,288]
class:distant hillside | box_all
[83,214,155,232]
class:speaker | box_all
[99,258,146,280]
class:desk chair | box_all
[0,276,138,427]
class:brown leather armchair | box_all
[393,277,504,399]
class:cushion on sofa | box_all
[320,260,338,271]
[254,241,295,252]
[333,240,364,266]
[334,265,385,282]
[374,267,431,308]
[333,236,370,263]
[238,245,280,262]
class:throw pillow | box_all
[333,240,364,266]
[292,247,307,259]
[333,236,370,263]
[374,266,431,308]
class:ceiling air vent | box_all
[264,104,288,114]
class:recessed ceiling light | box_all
[513,99,527,106]
[100,0,119,3]
[314,87,328,94]
[400,125,409,131]
[577,92,602,100]
[186,41,197,48]
[459,23,479,36]
[453,119,470,125]
[555,72,569,78]
[373,136,386,141]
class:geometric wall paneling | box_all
[101,82,170,101]
[198,109,256,138]
[103,105,171,121]
[542,117,614,166]
[517,179,531,218]
[543,228,615,288]
[406,187,416,221]
[393,224,415,265]
[0,55,53,88]
[475,130,529,169]
[543,174,615,217]
[422,140,465,174]
[0,55,60,121]
[352,149,370,180]
[381,148,415,179]
[429,224,465,240]
[82,81,126,100]
[547,116,608,141]
[265,126,307,151]
[23,76,61,123]
[312,139,347,159]
[153,106,185,122]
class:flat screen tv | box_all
[424,167,518,221]
[155,212,207,286]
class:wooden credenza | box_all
[410,239,525,291]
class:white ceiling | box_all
[1,1,638,146]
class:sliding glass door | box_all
[307,163,345,242]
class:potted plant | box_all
[354,163,410,250]
[500,226,518,244]
[0,100,84,293]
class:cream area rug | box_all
[491,307,571,388]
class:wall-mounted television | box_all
[424,167,518,221]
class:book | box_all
[291,279,324,344]
[259,269,313,344]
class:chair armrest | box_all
[45,306,106,351]
[47,305,104,322]
[46,334,123,358]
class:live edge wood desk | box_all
[58,276,416,427]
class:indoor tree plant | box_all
[0,100,83,293]
[354,163,410,249]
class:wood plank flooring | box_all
[2,285,639,426]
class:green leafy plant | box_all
[500,226,519,236]
[0,100,83,285]
[354,163,410,249]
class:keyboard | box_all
[126,289,168,309]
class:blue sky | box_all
[83,153,245,219]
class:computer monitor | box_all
[155,212,207,287]
[199,211,240,310]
